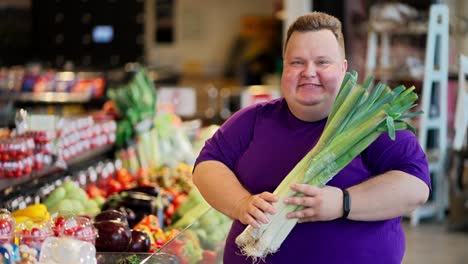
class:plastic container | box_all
[16,217,54,252]
[39,236,97,264]
[56,215,98,245]
[0,209,15,244]
[24,130,56,144]
[1,160,23,178]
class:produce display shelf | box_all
[0,144,113,204]
[1,92,91,103]
[95,207,230,264]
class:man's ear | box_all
[342,59,348,73]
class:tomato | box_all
[137,215,161,231]
[136,167,148,179]
[116,168,130,180]
[155,238,165,247]
[163,237,188,264]
[139,178,151,187]
[173,194,187,210]
[116,167,135,189]
[164,188,180,197]
[200,250,217,264]
[86,183,105,198]
[107,178,123,195]
[165,203,175,220]
[102,100,120,117]
[0,219,13,234]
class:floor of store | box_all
[402,219,468,264]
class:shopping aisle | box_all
[403,220,468,264]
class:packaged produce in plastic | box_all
[16,217,54,253]
[0,209,15,244]
[39,236,96,264]
[55,215,98,245]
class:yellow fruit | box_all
[13,215,30,224]
[12,204,49,220]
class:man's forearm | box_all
[192,160,251,220]
[346,170,430,221]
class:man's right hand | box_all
[234,192,279,228]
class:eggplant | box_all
[115,206,138,228]
[101,194,123,211]
[102,191,166,229]
[119,191,165,228]
[120,191,157,212]
[125,185,160,197]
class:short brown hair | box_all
[284,11,345,56]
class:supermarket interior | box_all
[0,0,467,263]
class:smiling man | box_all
[193,12,430,264]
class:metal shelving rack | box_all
[0,145,114,210]
[365,20,427,82]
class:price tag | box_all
[240,85,281,108]
[114,159,122,170]
[89,169,98,182]
[11,199,18,209]
[55,179,62,187]
[79,172,87,186]
[28,114,57,131]
[157,87,196,117]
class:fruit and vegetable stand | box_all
[0,180,231,264]
[94,206,232,264]
[0,66,228,263]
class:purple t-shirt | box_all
[195,98,430,264]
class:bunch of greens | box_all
[107,66,157,147]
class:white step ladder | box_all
[410,4,450,226]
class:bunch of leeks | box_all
[235,71,423,260]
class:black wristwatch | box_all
[342,189,351,219]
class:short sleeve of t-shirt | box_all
[362,130,431,190]
[195,104,257,170]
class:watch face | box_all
[343,189,351,219]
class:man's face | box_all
[281,30,347,121]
